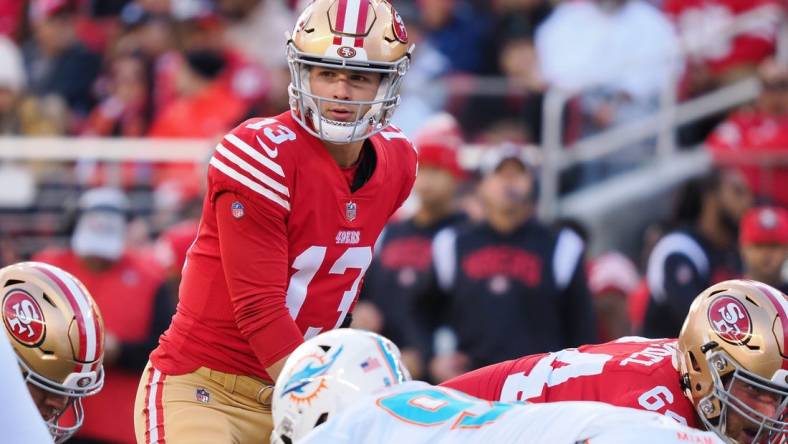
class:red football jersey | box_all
[663,0,779,75]
[441,337,700,428]
[706,109,788,208]
[151,111,417,381]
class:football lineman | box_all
[0,262,105,443]
[272,329,723,444]
[134,1,417,442]
[442,280,788,444]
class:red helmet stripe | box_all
[751,281,788,369]
[333,0,348,45]
[354,0,370,47]
[33,263,98,372]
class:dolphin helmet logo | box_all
[280,345,344,400]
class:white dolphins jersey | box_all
[0,333,52,442]
[300,381,722,444]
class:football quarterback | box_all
[135,1,417,442]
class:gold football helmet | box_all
[287,0,412,143]
[677,280,788,443]
[0,262,104,443]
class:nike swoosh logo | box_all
[255,135,278,158]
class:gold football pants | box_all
[134,361,274,444]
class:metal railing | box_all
[0,137,212,162]
[536,2,784,220]
[537,77,761,219]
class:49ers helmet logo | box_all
[3,290,46,347]
[391,7,408,43]
[708,296,752,345]
[337,46,356,59]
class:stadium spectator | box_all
[664,0,781,89]
[219,0,293,69]
[0,36,26,134]
[458,0,551,142]
[23,0,102,123]
[0,25,67,136]
[739,206,788,293]
[219,0,294,112]
[418,0,495,74]
[146,51,246,140]
[428,145,596,381]
[83,52,152,137]
[355,114,467,379]
[33,187,174,444]
[706,58,788,208]
[536,0,680,185]
[641,168,752,338]
[587,251,640,342]
[664,0,783,145]
[173,4,269,108]
[536,0,679,100]
[113,2,178,117]
[457,14,545,144]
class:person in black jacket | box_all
[641,168,752,339]
[429,144,597,382]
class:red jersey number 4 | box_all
[499,339,690,426]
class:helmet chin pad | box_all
[305,97,373,144]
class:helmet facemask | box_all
[286,41,410,144]
[45,397,84,444]
[21,357,104,443]
[698,351,788,444]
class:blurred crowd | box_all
[1,0,788,443]
[0,0,782,142]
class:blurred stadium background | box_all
[0,0,787,442]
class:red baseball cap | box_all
[414,113,466,179]
[740,206,788,246]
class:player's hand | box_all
[266,354,290,383]
[429,352,470,383]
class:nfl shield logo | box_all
[345,201,357,222]
[231,201,245,219]
[196,388,210,403]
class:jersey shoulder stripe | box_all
[209,156,290,210]
[209,117,294,211]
